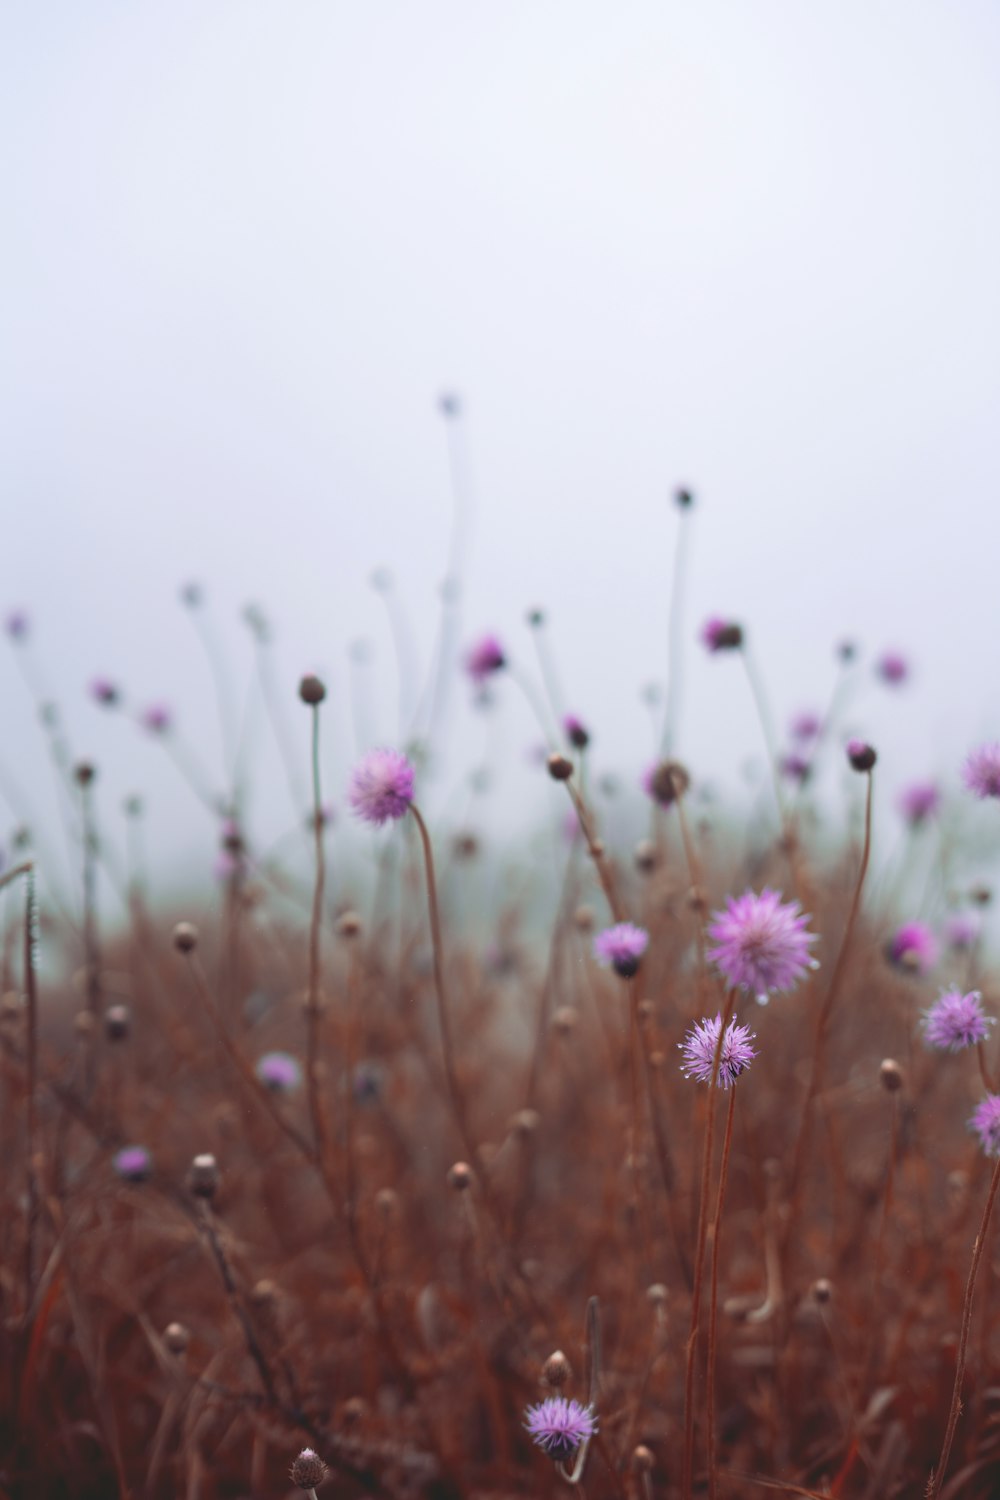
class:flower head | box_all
[113,1145,152,1183]
[679,1013,757,1088]
[701,617,743,653]
[593,922,649,978]
[348,748,415,827]
[790,711,822,742]
[707,889,818,1003]
[898,782,940,826]
[779,752,811,785]
[5,609,29,642]
[971,1094,1000,1156]
[290,1448,328,1491]
[256,1051,303,1092]
[945,911,982,951]
[923,989,994,1052]
[465,634,506,685]
[886,921,938,975]
[89,676,120,708]
[846,739,877,772]
[524,1397,597,1461]
[963,743,1000,800]
[643,759,690,807]
[141,703,172,735]
[876,651,909,686]
[563,714,590,751]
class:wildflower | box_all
[563,714,590,750]
[593,922,649,978]
[779,752,811,785]
[347,748,415,826]
[846,739,877,772]
[524,1396,597,1461]
[701,617,743,652]
[963,743,1000,800]
[707,888,818,1004]
[141,703,172,735]
[89,676,119,707]
[290,1448,328,1491]
[945,911,982,951]
[679,1013,757,1088]
[876,650,909,685]
[970,1095,1000,1156]
[113,1145,152,1183]
[5,609,28,641]
[255,1052,303,1092]
[923,989,994,1052]
[886,921,938,975]
[643,759,690,806]
[464,634,506,685]
[898,782,940,826]
[790,711,822,741]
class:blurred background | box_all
[3,1,1000,917]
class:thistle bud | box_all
[173,922,198,954]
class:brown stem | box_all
[23,865,39,1323]
[305,704,328,1165]
[408,802,468,1144]
[707,1084,738,1500]
[977,1040,996,1095]
[927,1151,1000,1498]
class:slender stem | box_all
[928,1152,1000,1498]
[80,779,101,1097]
[860,1091,899,1392]
[409,803,468,1146]
[740,645,787,833]
[305,704,328,1165]
[23,865,39,1322]
[660,505,692,757]
[707,1084,738,1500]
[197,1200,280,1406]
[977,1040,997,1096]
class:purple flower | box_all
[464,634,506,685]
[779,752,812,785]
[963,743,1000,800]
[923,989,993,1053]
[886,921,938,975]
[5,609,29,641]
[524,1397,597,1461]
[707,889,818,1004]
[213,850,242,883]
[141,703,172,735]
[970,1095,1000,1156]
[700,617,743,653]
[945,911,982,951]
[563,714,590,750]
[255,1051,303,1092]
[89,676,120,708]
[348,748,415,827]
[113,1145,152,1183]
[679,1013,757,1088]
[790,711,822,742]
[876,651,909,686]
[846,739,877,772]
[593,922,649,978]
[898,782,940,826]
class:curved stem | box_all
[408,803,466,1142]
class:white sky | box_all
[2,2,1000,922]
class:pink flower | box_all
[700,617,743,653]
[876,651,909,686]
[348,749,415,827]
[464,634,506,685]
[707,889,818,1004]
[963,744,1000,800]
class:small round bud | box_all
[163,1321,191,1355]
[846,739,877,772]
[453,831,479,860]
[74,762,96,787]
[647,759,691,806]
[673,485,694,509]
[447,1161,473,1192]
[812,1278,833,1305]
[837,639,857,664]
[298,674,326,706]
[573,905,595,933]
[971,885,993,907]
[335,910,362,940]
[564,716,590,751]
[553,1005,578,1035]
[633,1444,655,1473]
[542,1349,571,1388]
[687,885,709,913]
[290,1448,328,1491]
[510,1108,540,1138]
[547,752,573,782]
[189,1153,219,1200]
[634,839,657,874]
[646,1283,668,1307]
[589,838,605,860]
[879,1058,904,1093]
[341,1395,367,1426]
[374,1187,398,1219]
[173,922,198,954]
[104,1004,130,1041]
[526,607,545,628]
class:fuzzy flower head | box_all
[876,651,909,686]
[700,616,743,653]
[465,634,506,685]
[89,676,119,707]
[679,1013,757,1088]
[707,888,818,1004]
[945,911,982,952]
[923,989,994,1053]
[898,781,940,826]
[593,922,649,978]
[141,703,172,735]
[779,752,812,785]
[971,1095,1000,1157]
[563,714,590,750]
[963,743,1000,800]
[790,710,822,742]
[524,1397,597,1462]
[886,921,938,975]
[255,1051,303,1092]
[113,1145,152,1183]
[348,748,415,827]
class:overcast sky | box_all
[3,2,1000,922]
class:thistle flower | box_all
[113,1145,152,1183]
[923,989,994,1052]
[898,782,940,826]
[876,651,909,686]
[679,1013,757,1088]
[886,921,938,975]
[141,703,172,735]
[464,634,506,685]
[89,676,120,707]
[290,1448,328,1492]
[643,759,690,806]
[790,711,822,741]
[700,617,743,652]
[779,752,811,785]
[846,739,877,772]
[563,714,590,750]
[970,1094,1000,1156]
[945,911,982,951]
[347,748,415,826]
[963,743,1000,800]
[593,922,649,978]
[707,889,818,1004]
[524,1396,597,1461]
[255,1051,303,1092]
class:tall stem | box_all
[707,1085,738,1500]
[660,505,692,758]
[306,704,327,1165]
[409,803,468,1147]
[928,1152,1000,1498]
